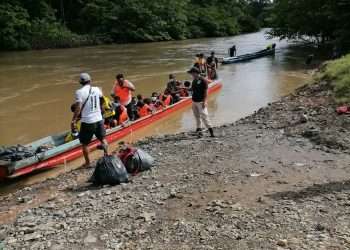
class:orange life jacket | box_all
[113,80,132,105]
[138,104,151,117]
[118,105,129,124]
[161,94,172,106]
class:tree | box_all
[268,0,350,51]
[0,0,266,50]
[0,3,31,50]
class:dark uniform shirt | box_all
[191,77,208,102]
[166,79,178,94]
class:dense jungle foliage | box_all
[0,0,270,50]
[268,0,350,52]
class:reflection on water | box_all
[0,30,316,146]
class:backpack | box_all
[118,147,154,174]
[91,155,128,185]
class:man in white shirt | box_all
[71,73,108,166]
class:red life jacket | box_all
[161,94,172,106]
[138,104,151,117]
[179,88,189,97]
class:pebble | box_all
[84,232,97,244]
[276,239,288,247]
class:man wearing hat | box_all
[71,73,108,166]
[187,67,215,137]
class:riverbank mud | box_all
[1,72,350,250]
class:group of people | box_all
[193,51,219,80]
[69,63,216,166]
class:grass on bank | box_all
[319,54,350,104]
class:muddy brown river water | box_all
[0,30,314,146]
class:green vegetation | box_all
[0,0,271,50]
[319,54,350,103]
[268,0,350,52]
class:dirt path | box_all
[1,80,350,250]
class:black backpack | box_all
[91,155,128,185]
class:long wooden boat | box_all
[0,80,222,180]
[222,48,275,64]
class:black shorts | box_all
[79,121,106,145]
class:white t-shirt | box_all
[75,85,103,124]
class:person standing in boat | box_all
[206,51,219,80]
[194,53,207,75]
[112,73,136,120]
[229,45,236,57]
[71,73,108,167]
[187,67,215,137]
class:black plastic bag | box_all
[123,149,154,174]
[91,155,128,185]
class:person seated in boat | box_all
[136,94,144,106]
[174,81,189,98]
[266,43,276,51]
[65,104,81,143]
[229,45,236,57]
[112,96,129,126]
[101,96,116,128]
[130,96,139,120]
[151,92,163,110]
[112,73,136,121]
[165,74,181,103]
[160,93,173,107]
[143,98,156,112]
[137,99,152,118]
[183,81,192,96]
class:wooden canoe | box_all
[222,48,275,64]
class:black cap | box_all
[187,67,200,74]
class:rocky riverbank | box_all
[1,73,350,250]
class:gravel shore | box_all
[1,78,350,250]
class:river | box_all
[0,30,314,146]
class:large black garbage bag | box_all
[119,148,154,174]
[91,155,128,185]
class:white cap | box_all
[79,73,91,84]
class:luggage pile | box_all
[90,145,154,185]
[0,145,36,162]
[0,144,54,163]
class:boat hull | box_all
[0,81,222,180]
[222,49,275,64]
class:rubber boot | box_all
[208,128,215,137]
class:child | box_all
[102,95,116,128]
[130,96,139,120]
[136,94,143,107]
[112,96,129,125]
[65,104,81,143]
[184,81,192,96]
[144,98,156,112]
[137,99,152,118]
[151,92,163,110]
[161,94,173,106]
